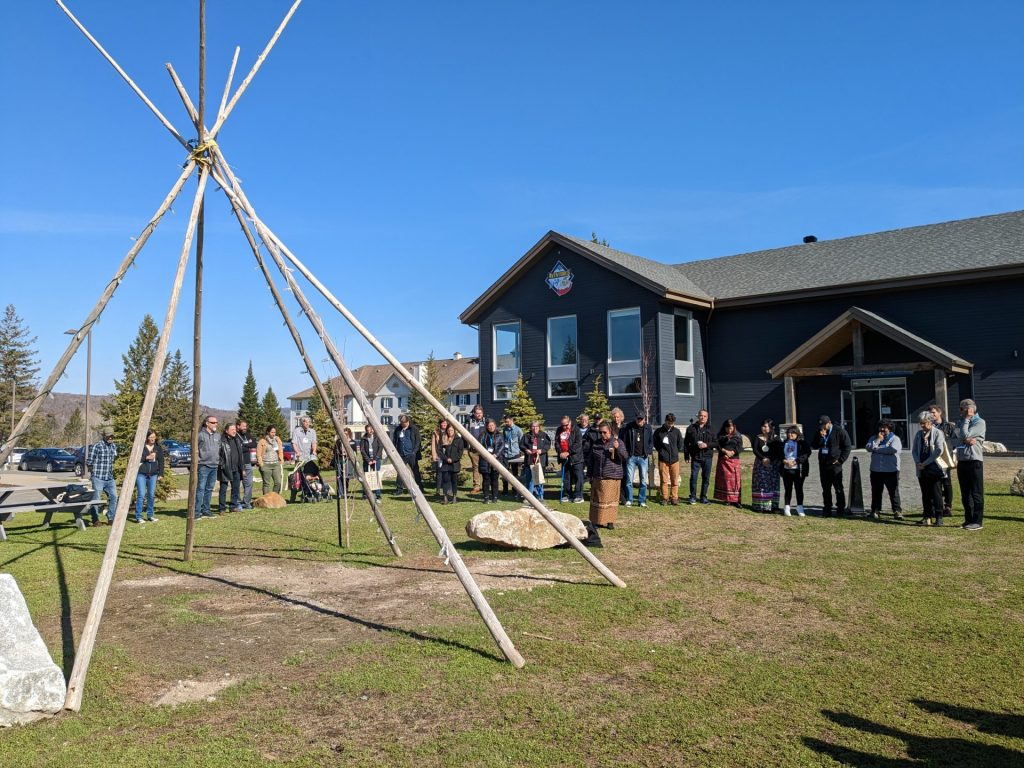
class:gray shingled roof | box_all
[560,234,712,301]
[674,210,1024,300]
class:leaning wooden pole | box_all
[65,167,210,712]
[224,177,524,667]
[212,169,625,589]
[0,162,195,465]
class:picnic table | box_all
[0,480,105,542]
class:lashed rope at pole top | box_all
[187,138,218,169]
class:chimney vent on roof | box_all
[802,235,818,244]
[453,351,462,360]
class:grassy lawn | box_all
[1,461,1022,767]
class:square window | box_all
[548,381,578,398]
[675,377,693,396]
[494,383,514,401]
[609,375,642,395]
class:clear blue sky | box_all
[2,1,1021,408]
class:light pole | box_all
[65,328,92,478]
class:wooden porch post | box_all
[934,368,949,415]
[852,321,865,368]
[784,375,797,425]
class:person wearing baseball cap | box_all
[87,426,118,526]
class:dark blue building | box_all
[460,210,1024,449]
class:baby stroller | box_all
[288,459,333,503]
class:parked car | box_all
[5,446,28,469]
[19,448,78,473]
[282,441,295,463]
[161,439,192,468]
[71,444,99,477]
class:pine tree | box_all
[236,361,261,427]
[0,304,41,443]
[62,407,85,446]
[581,374,611,423]
[100,316,173,500]
[260,386,287,436]
[503,374,544,429]
[154,349,192,441]
[407,353,445,478]
[590,232,609,247]
[306,390,337,467]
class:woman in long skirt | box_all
[714,419,743,507]
[589,421,626,529]
[750,419,781,512]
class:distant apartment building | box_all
[287,354,480,437]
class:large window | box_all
[547,315,578,398]
[493,322,521,372]
[673,309,694,397]
[608,308,642,397]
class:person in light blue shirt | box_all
[865,419,903,521]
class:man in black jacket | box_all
[812,414,852,516]
[555,415,585,503]
[684,409,714,504]
[620,414,654,507]
[392,415,424,494]
[654,413,685,505]
[236,419,257,509]
[219,423,246,512]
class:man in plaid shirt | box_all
[88,426,118,526]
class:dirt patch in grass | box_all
[151,675,245,707]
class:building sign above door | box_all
[545,261,574,296]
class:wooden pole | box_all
[65,167,211,712]
[214,167,524,666]
[55,0,190,150]
[214,178,625,589]
[934,369,949,417]
[210,165,402,557]
[784,375,798,426]
[217,47,241,123]
[0,163,195,465]
[207,0,303,140]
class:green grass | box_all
[0,468,1022,767]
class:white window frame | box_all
[547,314,578,399]
[675,376,694,396]
[492,320,521,389]
[607,307,642,396]
[673,309,694,396]
[608,375,642,396]
[493,383,514,401]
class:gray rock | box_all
[466,507,588,550]
[1011,468,1024,498]
[982,441,1007,453]
[0,574,66,726]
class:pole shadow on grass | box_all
[802,707,1024,767]
[342,556,597,587]
[87,547,505,664]
[50,529,76,681]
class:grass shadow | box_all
[802,708,1024,767]
[342,556,597,587]
[50,529,76,681]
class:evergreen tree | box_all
[407,353,445,478]
[306,390,337,468]
[154,349,192,441]
[503,374,544,429]
[581,374,611,423]
[100,316,172,500]
[236,361,262,427]
[260,386,287,436]
[0,304,41,442]
[590,232,609,247]
[62,407,85,446]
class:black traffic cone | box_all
[847,455,865,515]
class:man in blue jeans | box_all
[87,426,118,526]
[621,414,653,508]
[684,409,714,504]
[194,415,222,519]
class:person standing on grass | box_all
[520,420,551,500]
[589,421,626,530]
[750,419,782,513]
[392,414,424,494]
[438,424,464,504]
[236,419,256,510]
[430,417,451,498]
[579,413,600,474]
[812,415,852,517]
[359,423,384,502]
[621,413,653,509]
[913,411,946,527]
[609,407,627,503]
[954,398,986,531]
[713,419,743,508]
[218,422,245,513]
[554,415,585,503]
[291,416,318,465]
[466,404,487,495]
[134,429,163,524]
[195,415,221,520]
[865,419,903,521]
[256,425,284,495]
[499,415,523,497]
[929,404,956,518]
[478,418,504,504]
[684,409,714,505]
[779,425,810,516]
[654,413,685,506]
[86,426,118,526]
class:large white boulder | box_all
[982,441,1007,453]
[466,507,588,550]
[0,574,66,726]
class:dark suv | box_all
[161,440,192,468]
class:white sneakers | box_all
[783,505,792,516]
[783,504,806,517]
